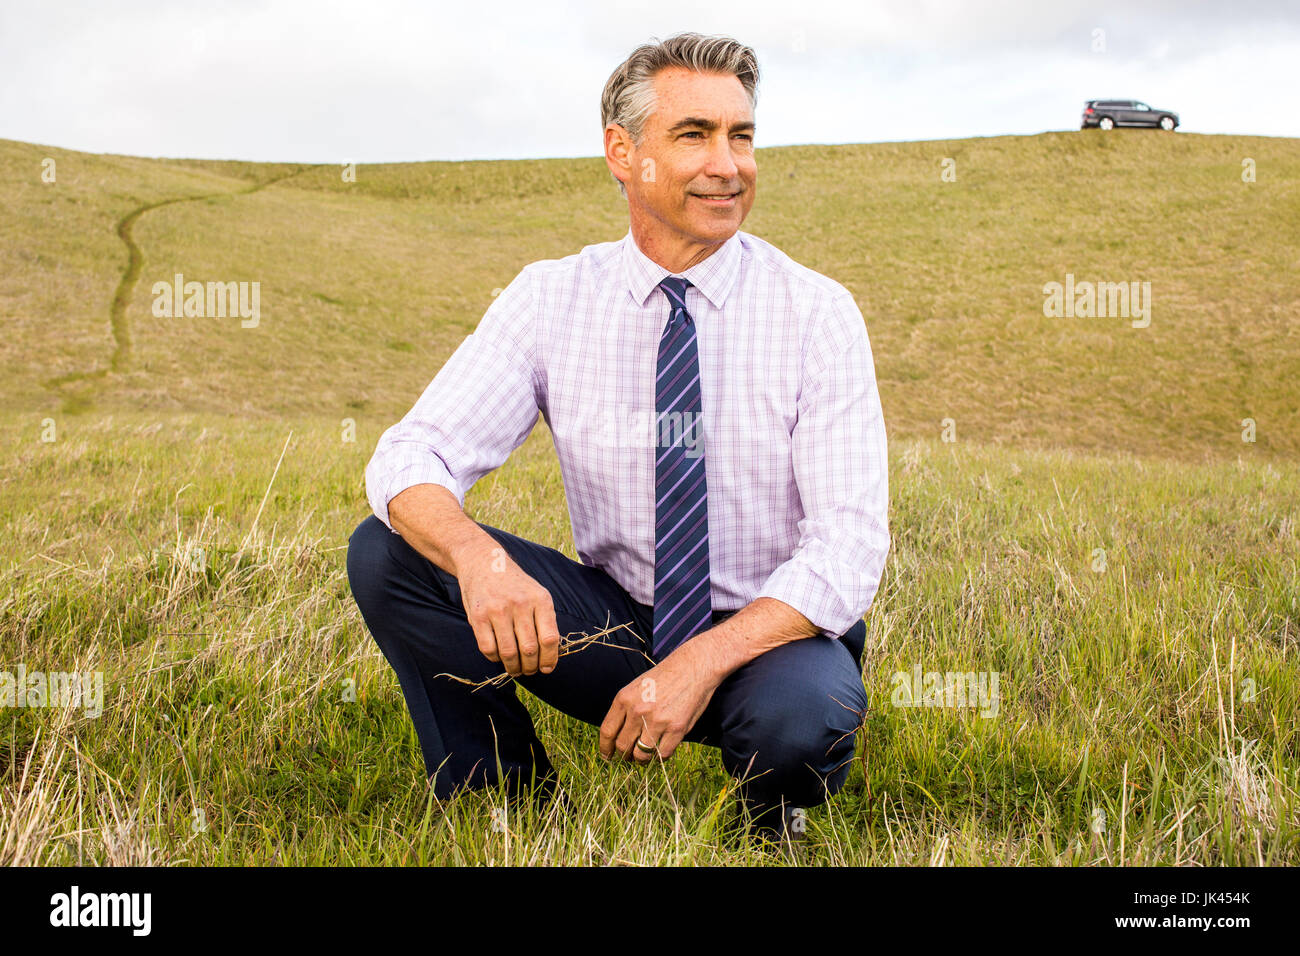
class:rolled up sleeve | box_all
[364,267,541,531]
[756,290,891,638]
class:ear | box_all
[604,123,633,192]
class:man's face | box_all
[611,67,757,252]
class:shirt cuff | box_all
[366,459,465,531]
[756,557,865,639]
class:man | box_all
[346,32,890,847]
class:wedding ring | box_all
[634,738,657,754]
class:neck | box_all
[628,215,728,274]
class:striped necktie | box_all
[652,275,712,659]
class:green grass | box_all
[1,130,1297,864]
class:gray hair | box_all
[600,32,760,197]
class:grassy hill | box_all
[1,132,1297,865]
[4,131,1298,459]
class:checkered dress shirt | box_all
[364,228,890,639]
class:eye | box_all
[682,131,704,139]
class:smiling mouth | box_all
[691,191,740,203]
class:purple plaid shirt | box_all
[364,228,890,639]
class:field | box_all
[1,130,1297,864]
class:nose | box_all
[702,132,740,181]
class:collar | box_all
[621,227,743,310]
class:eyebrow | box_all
[666,117,756,135]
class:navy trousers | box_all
[346,514,868,823]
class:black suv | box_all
[1081,100,1179,131]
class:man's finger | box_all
[598,700,626,761]
[654,730,684,762]
[490,609,521,676]
[619,714,656,765]
[513,605,540,675]
[468,615,499,664]
[536,606,561,675]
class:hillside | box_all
[3,131,1298,463]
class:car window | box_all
[1135,103,1150,111]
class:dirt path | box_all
[44,166,310,395]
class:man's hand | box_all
[456,542,561,677]
[597,598,826,763]
[388,484,562,678]
[599,643,719,763]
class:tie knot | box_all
[659,275,692,310]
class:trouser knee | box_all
[721,681,867,809]
[346,515,401,618]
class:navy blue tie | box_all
[652,276,712,659]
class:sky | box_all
[1,0,1297,163]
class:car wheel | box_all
[1098,116,1115,130]
[1159,116,1175,131]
